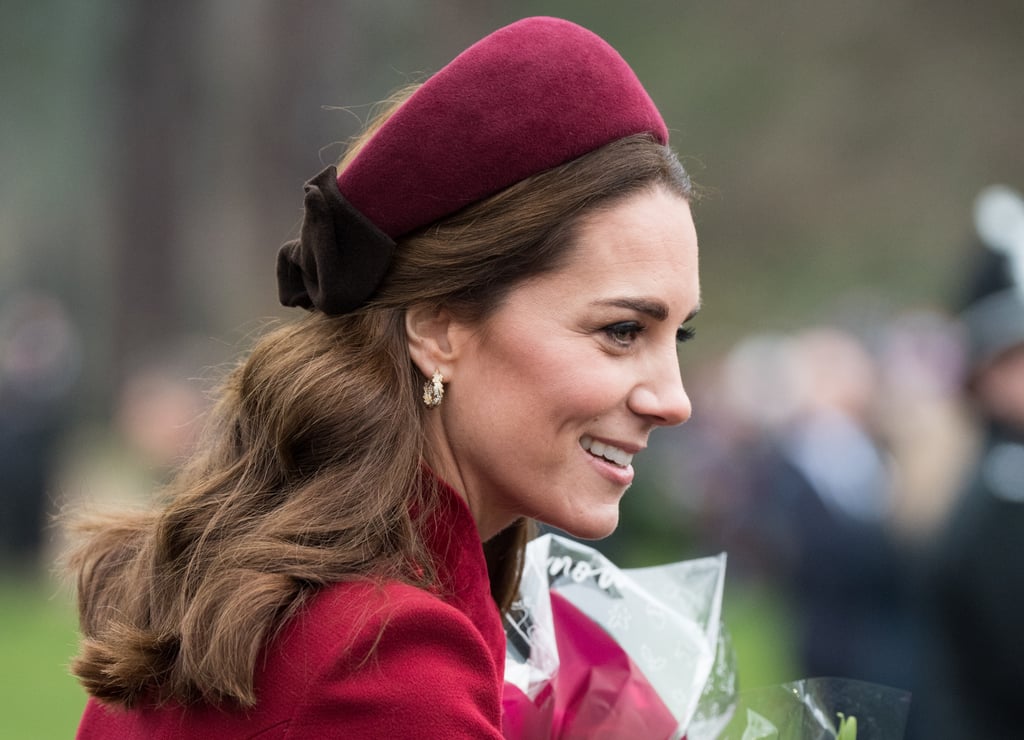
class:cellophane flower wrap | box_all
[501,534,911,739]
[501,533,728,739]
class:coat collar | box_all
[419,467,506,679]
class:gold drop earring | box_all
[422,369,444,408]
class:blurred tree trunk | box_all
[110,1,201,379]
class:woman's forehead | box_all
[503,190,700,315]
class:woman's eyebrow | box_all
[592,298,701,323]
[592,297,668,320]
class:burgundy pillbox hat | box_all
[278,16,668,314]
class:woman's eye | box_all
[676,325,696,344]
[603,321,643,346]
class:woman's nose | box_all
[628,349,692,426]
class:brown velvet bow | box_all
[276,166,396,315]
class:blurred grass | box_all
[0,574,86,739]
[722,579,801,690]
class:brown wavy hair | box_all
[64,90,694,708]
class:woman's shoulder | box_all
[275,577,486,660]
[255,578,505,738]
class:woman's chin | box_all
[553,512,620,541]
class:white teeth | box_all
[580,435,634,467]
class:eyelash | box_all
[676,326,696,343]
[601,322,696,347]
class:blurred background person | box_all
[910,184,1024,740]
[723,328,917,689]
[0,290,80,572]
[872,308,972,546]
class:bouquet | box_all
[502,534,910,739]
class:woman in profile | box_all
[68,16,701,738]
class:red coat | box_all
[77,476,506,739]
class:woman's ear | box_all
[405,304,456,379]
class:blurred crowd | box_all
[2,186,1022,739]
[647,308,967,677]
